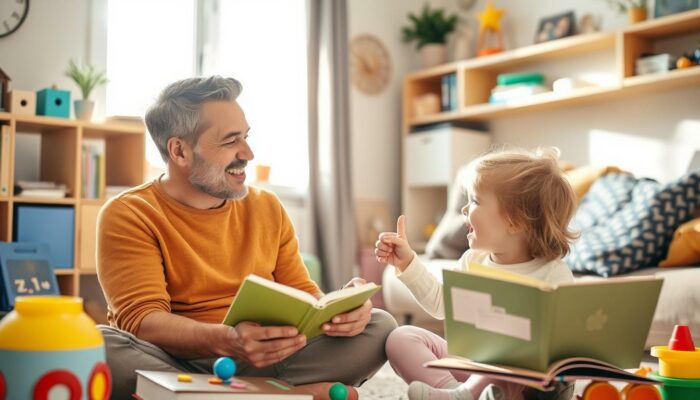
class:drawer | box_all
[405,131,450,186]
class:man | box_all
[97,76,397,399]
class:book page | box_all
[246,274,318,304]
[468,262,553,290]
[317,282,379,307]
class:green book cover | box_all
[222,275,380,339]
[443,268,662,372]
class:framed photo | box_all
[534,11,576,44]
[654,0,699,18]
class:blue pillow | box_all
[566,172,700,277]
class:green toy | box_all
[328,382,348,400]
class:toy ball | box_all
[329,382,348,400]
[213,357,236,381]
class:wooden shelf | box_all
[55,269,76,275]
[623,65,700,92]
[11,196,77,205]
[80,269,98,275]
[623,8,700,37]
[80,198,107,206]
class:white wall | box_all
[0,0,91,111]
[348,0,700,223]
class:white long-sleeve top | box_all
[395,249,575,320]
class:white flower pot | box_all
[420,44,448,68]
[74,99,94,121]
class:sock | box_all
[407,381,473,400]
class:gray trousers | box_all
[100,309,397,400]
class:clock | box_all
[349,34,391,95]
[0,0,29,38]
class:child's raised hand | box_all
[375,215,415,271]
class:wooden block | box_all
[8,90,36,116]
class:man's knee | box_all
[367,308,398,341]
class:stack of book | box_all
[441,73,458,112]
[636,53,672,75]
[13,181,68,198]
[489,72,548,104]
[81,139,106,199]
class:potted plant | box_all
[402,4,459,67]
[64,59,108,121]
[605,0,648,24]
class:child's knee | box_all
[385,325,423,357]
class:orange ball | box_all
[677,57,692,69]
[582,382,620,400]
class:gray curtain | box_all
[307,0,355,291]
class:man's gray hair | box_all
[145,76,243,162]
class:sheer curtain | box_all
[307,0,355,290]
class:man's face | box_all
[188,100,254,199]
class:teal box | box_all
[36,88,70,118]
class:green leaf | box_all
[64,59,109,100]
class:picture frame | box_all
[534,11,576,44]
[654,0,699,18]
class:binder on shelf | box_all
[13,204,75,269]
[0,125,10,196]
[81,138,106,199]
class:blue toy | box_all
[329,382,348,400]
[213,357,236,381]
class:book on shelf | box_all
[0,126,10,196]
[134,370,312,399]
[426,356,659,391]
[489,84,549,104]
[442,264,663,372]
[13,181,68,198]
[441,73,458,112]
[222,274,380,339]
[81,138,106,199]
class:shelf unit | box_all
[401,9,700,247]
[0,112,146,297]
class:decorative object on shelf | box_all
[0,243,60,311]
[453,21,475,60]
[401,4,458,67]
[578,13,602,33]
[36,86,70,118]
[7,90,35,116]
[535,10,576,43]
[604,0,649,23]
[654,0,699,18]
[636,53,673,75]
[349,34,391,95]
[0,67,10,111]
[64,59,108,121]
[0,0,29,39]
[476,0,506,56]
[0,296,112,400]
[412,93,441,117]
[490,72,548,104]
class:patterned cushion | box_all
[566,172,700,277]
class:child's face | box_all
[461,185,513,253]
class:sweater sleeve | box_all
[97,198,171,335]
[396,253,446,320]
[270,199,320,296]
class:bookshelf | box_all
[0,112,146,298]
[401,9,700,247]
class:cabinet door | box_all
[405,131,451,186]
[79,204,101,271]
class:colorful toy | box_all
[0,296,111,399]
[650,324,700,399]
[328,382,348,400]
[213,356,237,382]
[476,0,505,57]
[177,374,192,382]
[578,367,661,400]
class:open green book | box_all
[443,266,663,372]
[222,274,380,339]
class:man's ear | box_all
[167,137,191,167]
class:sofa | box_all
[382,167,700,348]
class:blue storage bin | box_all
[13,204,75,268]
[36,88,70,118]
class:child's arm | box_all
[375,215,414,271]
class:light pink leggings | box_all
[385,325,526,399]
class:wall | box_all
[348,0,700,224]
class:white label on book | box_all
[451,288,532,341]
[451,287,492,324]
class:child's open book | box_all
[425,356,660,391]
[442,265,663,372]
[222,274,380,338]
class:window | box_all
[106,0,309,188]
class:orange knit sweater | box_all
[96,179,319,335]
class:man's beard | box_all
[189,152,248,200]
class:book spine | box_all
[441,75,450,112]
[449,74,458,111]
[0,126,10,196]
[297,305,318,337]
[542,290,556,371]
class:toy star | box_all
[478,1,505,32]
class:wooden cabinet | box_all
[0,112,146,297]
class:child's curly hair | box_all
[464,147,578,260]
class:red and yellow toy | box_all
[650,325,700,400]
[578,368,661,400]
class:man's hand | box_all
[225,322,307,368]
[322,278,373,337]
[375,215,414,271]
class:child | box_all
[375,147,578,400]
